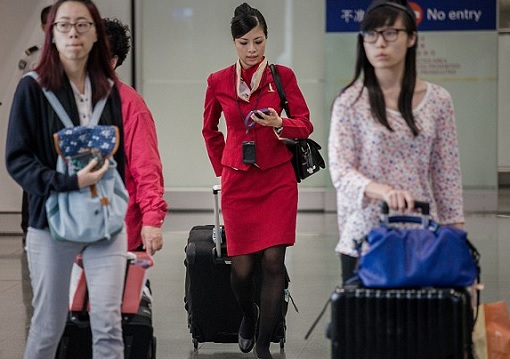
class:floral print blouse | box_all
[328,80,464,256]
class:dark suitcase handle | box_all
[212,185,224,259]
[381,200,430,215]
[381,200,430,228]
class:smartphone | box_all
[66,148,105,173]
[242,141,256,164]
[254,108,270,119]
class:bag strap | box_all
[25,71,109,128]
[269,64,291,117]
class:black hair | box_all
[41,5,52,26]
[341,0,420,136]
[366,0,416,23]
[230,3,267,40]
[103,17,131,68]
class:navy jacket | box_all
[5,74,124,230]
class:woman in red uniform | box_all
[202,3,312,358]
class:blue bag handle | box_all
[386,216,440,232]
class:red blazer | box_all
[202,63,313,176]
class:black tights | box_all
[231,245,286,358]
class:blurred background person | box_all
[103,17,167,255]
[17,4,52,249]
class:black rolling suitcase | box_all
[184,185,288,349]
[55,253,157,359]
[328,286,474,359]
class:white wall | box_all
[139,0,332,210]
[499,33,510,171]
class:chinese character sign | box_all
[326,0,496,32]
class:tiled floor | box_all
[1,192,510,358]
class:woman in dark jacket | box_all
[6,1,127,358]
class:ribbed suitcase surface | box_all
[330,287,473,359]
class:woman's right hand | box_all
[77,158,109,188]
[382,188,414,212]
[365,182,414,212]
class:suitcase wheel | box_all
[279,338,285,349]
[192,338,198,349]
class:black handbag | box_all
[269,64,325,183]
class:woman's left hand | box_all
[251,107,283,128]
[141,225,163,255]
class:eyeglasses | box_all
[53,21,95,34]
[360,28,407,43]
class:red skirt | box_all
[221,162,297,256]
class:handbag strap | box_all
[25,71,109,128]
[269,64,291,117]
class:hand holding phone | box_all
[254,108,271,119]
[244,108,272,132]
[66,148,105,173]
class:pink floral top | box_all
[328,81,464,256]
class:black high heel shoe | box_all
[238,304,259,353]
[254,345,273,359]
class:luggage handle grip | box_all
[212,185,222,258]
[381,200,430,215]
[381,200,430,229]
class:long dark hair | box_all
[35,0,116,103]
[230,3,268,39]
[341,0,419,136]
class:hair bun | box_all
[234,2,252,17]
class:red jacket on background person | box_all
[118,81,168,251]
[202,62,313,177]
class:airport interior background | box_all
[1,1,510,358]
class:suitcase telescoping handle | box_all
[381,200,431,229]
[212,185,222,258]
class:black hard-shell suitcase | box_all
[55,256,156,359]
[328,286,474,359]
[184,185,288,349]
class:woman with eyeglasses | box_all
[328,0,464,284]
[6,1,127,357]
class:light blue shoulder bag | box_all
[26,72,128,243]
